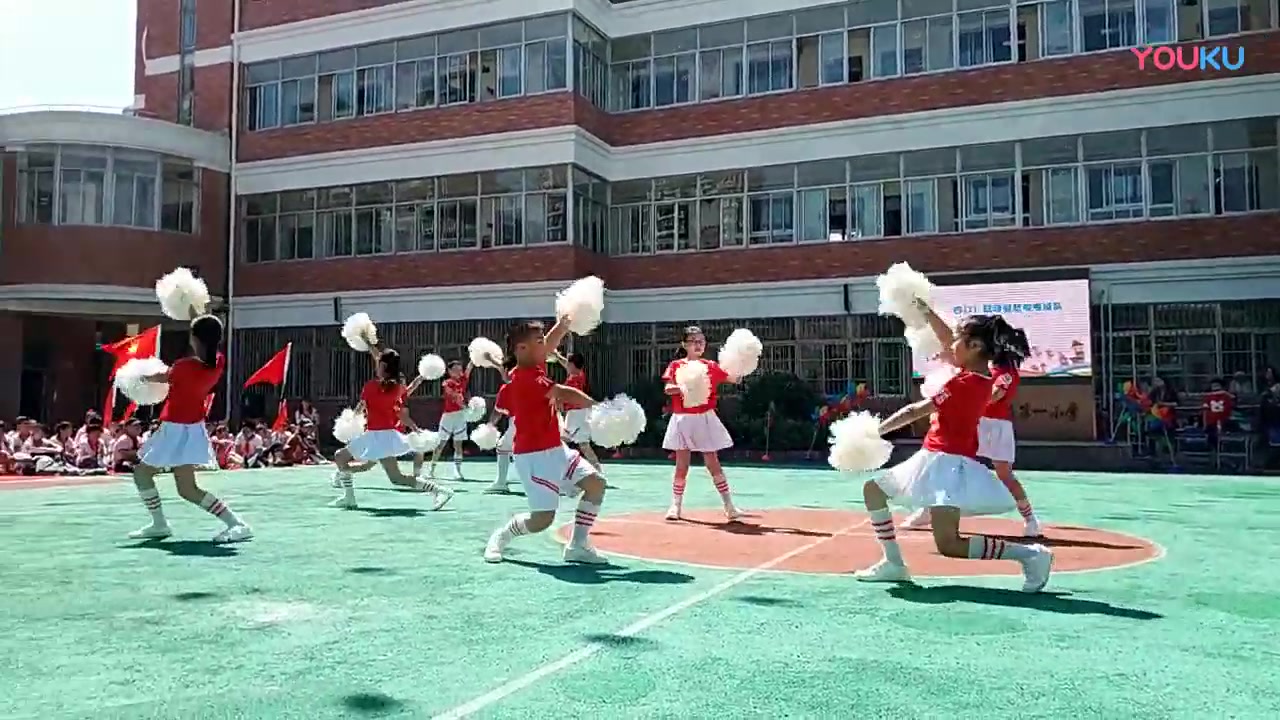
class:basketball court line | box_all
[430,517,871,719]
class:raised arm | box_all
[548,384,594,408]
[914,298,956,351]
[544,316,572,355]
[405,376,424,395]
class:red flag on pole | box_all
[244,343,292,388]
[204,393,216,416]
[102,326,162,423]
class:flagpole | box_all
[281,342,292,425]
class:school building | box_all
[1,0,1278,456]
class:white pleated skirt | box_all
[663,411,734,452]
[977,417,1017,463]
[139,422,217,469]
[876,449,1014,515]
[347,429,412,462]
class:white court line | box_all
[431,517,870,720]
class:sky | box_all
[0,0,136,110]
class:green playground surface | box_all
[2,463,1279,718]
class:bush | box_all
[738,372,822,421]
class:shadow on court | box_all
[678,517,831,538]
[504,559,695,586]
[172,591,220,602]
[582,632,658,648]
[353,506,456,519]
[121,539,240,557]
[340,692,405,715]
[887,584,1163,619]
[735,595,802,607]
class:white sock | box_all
[571,500,601,547]
[414,476,441,493]
[497,513,531,544]
[340,473,355,500]
[870,508,904,566]
[453,456,463,478]
[137,487,168,526]
[198,492,241,528]
[967,535,1036,561]
[496,452,510,484]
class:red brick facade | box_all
[135,65,233,134]
[0,159,230,292]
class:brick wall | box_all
[135,65,233,133]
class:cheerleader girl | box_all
[662,325,743,522]
[429,360,473,480]
[558,351,604,473]
[484,357,518,494]
[331,345,453,510]
[902,359,1042,536]
[127,315,252,543]
[855,302,1053,592]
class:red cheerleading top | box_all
[160,354,226,424]
[361,380,407,431]
[923,371,993,458]
[982,366,1020,421]
[662,359,729,415]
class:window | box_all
[58,152,107,225]
[962,172,1016,229]
[905,179,937,234]
[161,162,199,233]
[958,9,1013,66]
[179,0,197,52]
[1040,0,1076,55]
[1086,163,1144,220]
[872,25,900,77]
[1214,152,1276,214]
[18,151,55,224]
[748,192,794,244]
[653,53,696,107]
[1080,0,1138,51]
[747,40,794,94]
[111,158,158,228]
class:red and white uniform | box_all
[494,382,516,454]
[74,436,105,466]
[978,366,1020,463]
[438,371,471,439]
[235,432,262,458]
[112,433,140,466]
[506,365,595,512]
[877,370,1014,515]
[347,380,413,461]
[139,354,225,468]
[1201,390,1234,427]
[561,371,592,443]
[661,358,734,453]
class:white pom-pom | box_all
[920,366,960,399]
[905,325,945,360]
[675,361,711,406]
[718,328,763,378]
[113,357,170,405]
[468,337,504,369]
[828,411,894,472]
[406,429,441,453]
[418,353,446,380]
[588,394,648,448]
[464,396,486,422]
[876,262,934,327]
[555,275,606,336]
[155,267,210,320]
[470,424,500,450]
[333,408,366,444]
[341,313,378,352]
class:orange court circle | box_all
[558,508,1161,577]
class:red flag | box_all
[102,326,162,423]
[271,398,289,433]
[204,393,216,416]
[122,402,138,421]
[244,343,291,388]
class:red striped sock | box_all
[672,474,687,499]
[712,474,730,496]
[967,535,1035,560]
[198,492,240,527]
[137,488,166,524]
[1017,500,1035,519]
[572,501,601,545]
[505,515,529,538]
[869,508,904,565]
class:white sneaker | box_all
[901,508,931,529]
[724,503,745,521]
[1019,544,1053,593]
[128,523,172,540]
[429,487,454,511]
[329,495,357,509]
[563,543,608,565]
[213,524,253,543]
[664,503,682,520]
[1023,517,1043,537]
[483,529,508,563]
[483,482,508,494]
[854,559,912,583]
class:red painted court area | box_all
[0,475,121,490]
[561,508,1159,576]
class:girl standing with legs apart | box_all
[662,326,743,521]
[127,315,252,543]
[854,301,1053,592]
[430,360,473,480]
[331,345,453,511]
